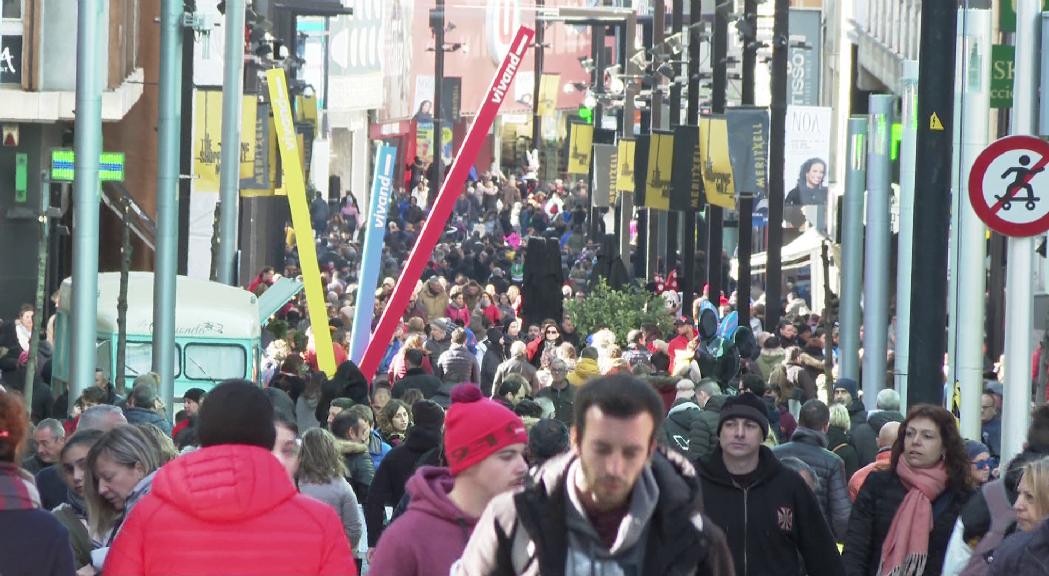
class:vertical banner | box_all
[567,123,594,175]
[537,73,561,116]
[787,9,823,106]
[265,68,337,377]
[633,134,650,206]
[359,26,536,379]
[592,144,615,208]
[699,115,736,209]
[193,90,223,193]
[671,124,702,211]
[645,131,674,210]
[241,101,272,195]
[350,144,398,363]
[726,107,770,198]
[783,106,832,231]
[615,139,636,201]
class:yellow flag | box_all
[266,69,337,378]
[615,139,636,194]
[645,131,674,210]
[192,90,223,193]
[567,123,594,175]
[699,116,736,209]
[239,96,258,180]
[537,74,560,116]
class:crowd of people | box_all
[0,164,1048,576]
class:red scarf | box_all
[0,462,40,511]
[879,458,948,576]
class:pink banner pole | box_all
[358,26,535,380]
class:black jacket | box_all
[842,469,972,576]
[699,445,845,576]
[364,425,442,547]
[458,448,735,576]
[850,411,904,467]
[771,426,852,540]
[826,426,860,480]
[316,360,370,423]
[391,367,442,400]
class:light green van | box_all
[52,271,301,401]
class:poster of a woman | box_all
[785,157,828,206]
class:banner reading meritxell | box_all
[350,143,398,363]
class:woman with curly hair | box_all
[843,404,974,576]
[378,400,411,447]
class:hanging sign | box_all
[968,135,1049,237]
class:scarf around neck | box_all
[879,458,949,576]
[0,461,41,510]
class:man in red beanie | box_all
[369,383,528,576]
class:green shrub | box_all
[565,278,674,344]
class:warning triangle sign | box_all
[930,112,944,131]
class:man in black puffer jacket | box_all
[700,393,845,576]
[364,400,445,551]
[771,399,851,540]
[661,380,702,455]
[688,380,726,463]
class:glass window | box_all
[184,344,246,382]
[125,341,181,379]
[1,0,20,20]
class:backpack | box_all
[959,479,1017,576]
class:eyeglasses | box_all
[973,459,993,470]
[546,330,559,335]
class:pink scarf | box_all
[879,458,948,576]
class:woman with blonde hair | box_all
[828,403,860,479]
[296,428,362,558]
[84,424,162,571]
[987,455,1049,574]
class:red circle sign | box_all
[969,135,1049,237]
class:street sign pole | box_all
[862,95,893,411]
[839,117,867,383]
[1003,0,1039,465]
[894,61,918,409]
[71,0,104,408]
[216,0,245,285]
[955,6,992,441]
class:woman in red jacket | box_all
[104,380,356,576]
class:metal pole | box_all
[24,176,50,413]
[862,95,893,411]
[682,0,700,313]
[764,0,788,327]
[955,7,992,441]
[70,0,104,406]
[154,0,184,422]
[432,1,445,193]
[667,0,683,275]
[908,0,958,407]
[739,0,757,326]
[840,117,867,382]
[621,13,637,273]
[708,1,728,303]
[532,0,545,152]
[894,60,919,409]
[648,0,665,281]
[1001,0,1039,464]
[216,0,245,285]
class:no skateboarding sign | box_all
[969,135,1049,237]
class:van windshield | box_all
[125,342,181,379]
[184,344,246,382]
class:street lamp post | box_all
[431,1,446,198]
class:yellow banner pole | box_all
[265,69,337,377]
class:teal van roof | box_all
[59,272,261,339]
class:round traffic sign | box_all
[969,135,1049,237]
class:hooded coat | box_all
[418,282,451,321]
[688,394,727,464]
[369,466,477,576]
[364,425,443,547]
[453,449,735,576]
[316,361,370,423]
[565,357,600,387]
[103,445,357,575]
[662,398,703,455]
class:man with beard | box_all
[454,375,734,575]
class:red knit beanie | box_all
[444,384,528,476]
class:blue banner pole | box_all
[350,144,398,362]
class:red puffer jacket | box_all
[105,445,357,576]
